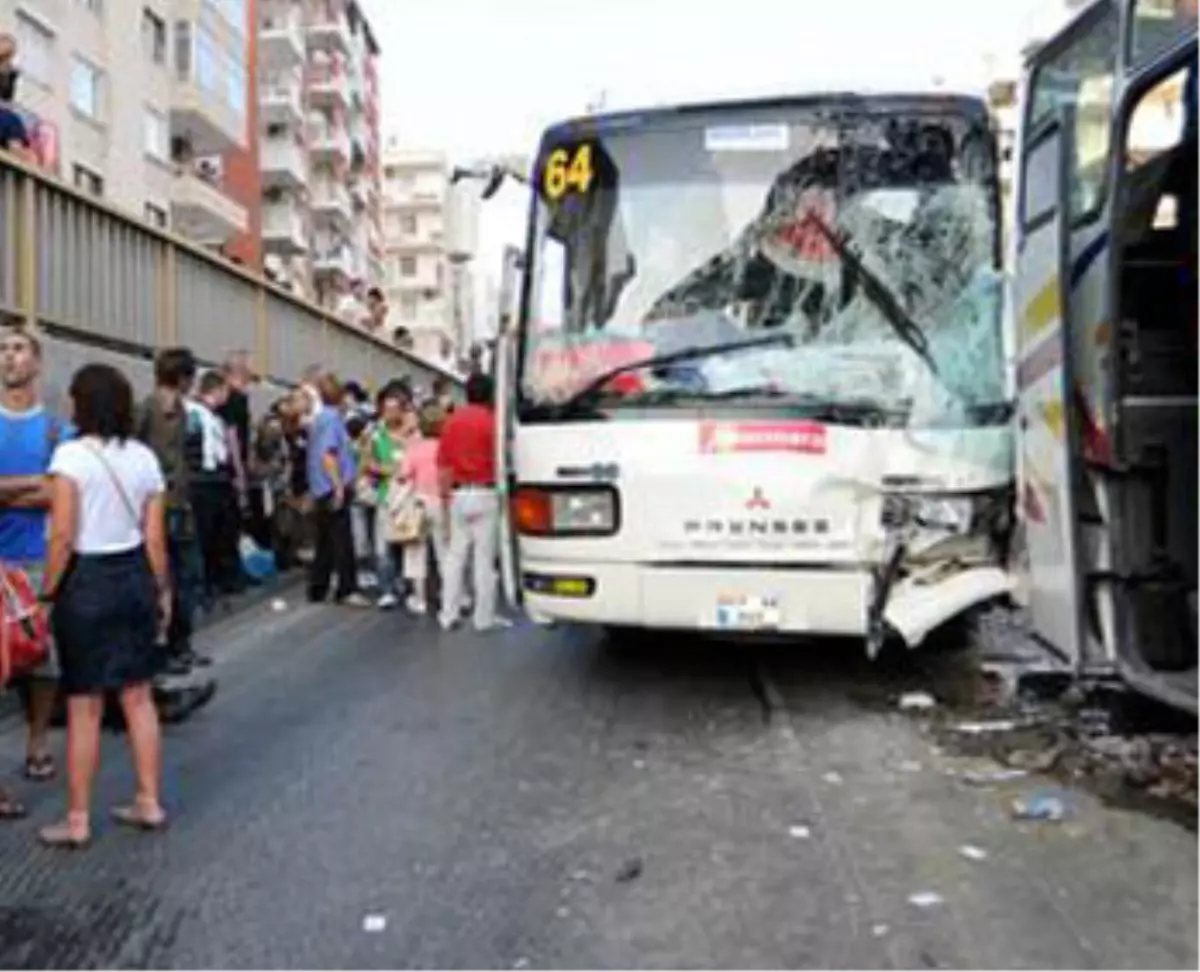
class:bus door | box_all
[1014,106,1087,664]
[495,250,525,610]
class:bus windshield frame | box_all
[516,94,1006,427]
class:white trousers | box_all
[439,487,498,629]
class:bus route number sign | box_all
[542,143,596,201]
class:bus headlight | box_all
[882,492,1007,536]
[512,486,619,537]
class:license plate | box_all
[713,594,782,631]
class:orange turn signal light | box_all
[511,487,553,536]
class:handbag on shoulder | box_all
[0,565,49,682]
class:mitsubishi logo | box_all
[745,487,771,511]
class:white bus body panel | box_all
[513,420,1012,638]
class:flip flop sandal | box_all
[24,754,56,781]
[111,805,169,832]
[38,822,91,850]
[0,795,27,820]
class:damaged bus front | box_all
[497,94,1015,652]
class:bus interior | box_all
[1109,53,1197,684]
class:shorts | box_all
[5,561,60,681]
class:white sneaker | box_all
[377,593,399,610]
[438,614,457,632]
[406,596,427,616]
[473,617,513,633]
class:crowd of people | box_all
[0,326,505,848]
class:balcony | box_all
[260,136,308,189]
[170,166,249,244]
[312,245,354,278]
[170,72,244,156]
[306,3,351,54]
[311,182,353,228]
[306,62,349,109]
[259,75,303,126]
[262,203,309,255]
[260,13,305,68]
[307,122,351,163]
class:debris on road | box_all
[822,771,844,786]
[872,924,890,938]
[898,760,924,773]
[958,844,989,862]
[951,718,1021,735]
[361,914,387,933]
[959,767,1029,788]
[1011,787,1072,822]
[271,598,288,613]
[788,824,811,840]
[615,856,644,884]
[908,891,945,909]
[900,691,937,713]
[633,759,647,770]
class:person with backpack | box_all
[136,348,207,675]
[0,326,69,817]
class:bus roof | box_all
[540,92,992,144]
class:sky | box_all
[358,0,1073,335]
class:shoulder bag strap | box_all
[83,441,141,533]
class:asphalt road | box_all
[0,596,1194,969]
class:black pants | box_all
[309,497,357,602]
[192,481,241,601]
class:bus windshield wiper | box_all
[543,331,797,418]
[800,211,940,377]
[704,387,912,426]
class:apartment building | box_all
[257,0,381,307]
[379,143,482,367]
[5,0,255,254]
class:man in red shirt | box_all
[436,373,508,632]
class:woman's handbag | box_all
[385,481,426,544]
[0,565,49,682]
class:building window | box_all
[399,256,417,277]
[75,0,103,15]
[143,107,168,160]
[401,214,417,235]
[72,164,104,197]
[144,202,168,228]
[69,55,103,121]
[174,20,192,82]
[15,14,53,88]
[142,9,166,65]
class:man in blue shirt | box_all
[0,327,69,818]
[306,372,368,606]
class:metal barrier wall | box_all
[0,154,459,405]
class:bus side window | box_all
[1024,2,1121,224]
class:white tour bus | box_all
[1011,0,1196,711]
[494,92,1016,654]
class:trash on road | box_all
[822,771,844,785]
[1004,746,1064,773]
[1011,787,1072,821]
[951,718,1020,735]
[633,759,647,770]
[788,824,811,840]
[899,691,937,713]
[615,856,644,884]
[898,760,924,773]
[960,767,1029,787]
[958,844,989,862]
[271,598,288,613]
[872,923,890,938]
[362,914,387,933]
[908,891,945,909]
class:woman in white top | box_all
[37,364,172,849]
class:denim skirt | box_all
[52,547,162,696]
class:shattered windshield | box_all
[519,99,1006,426]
